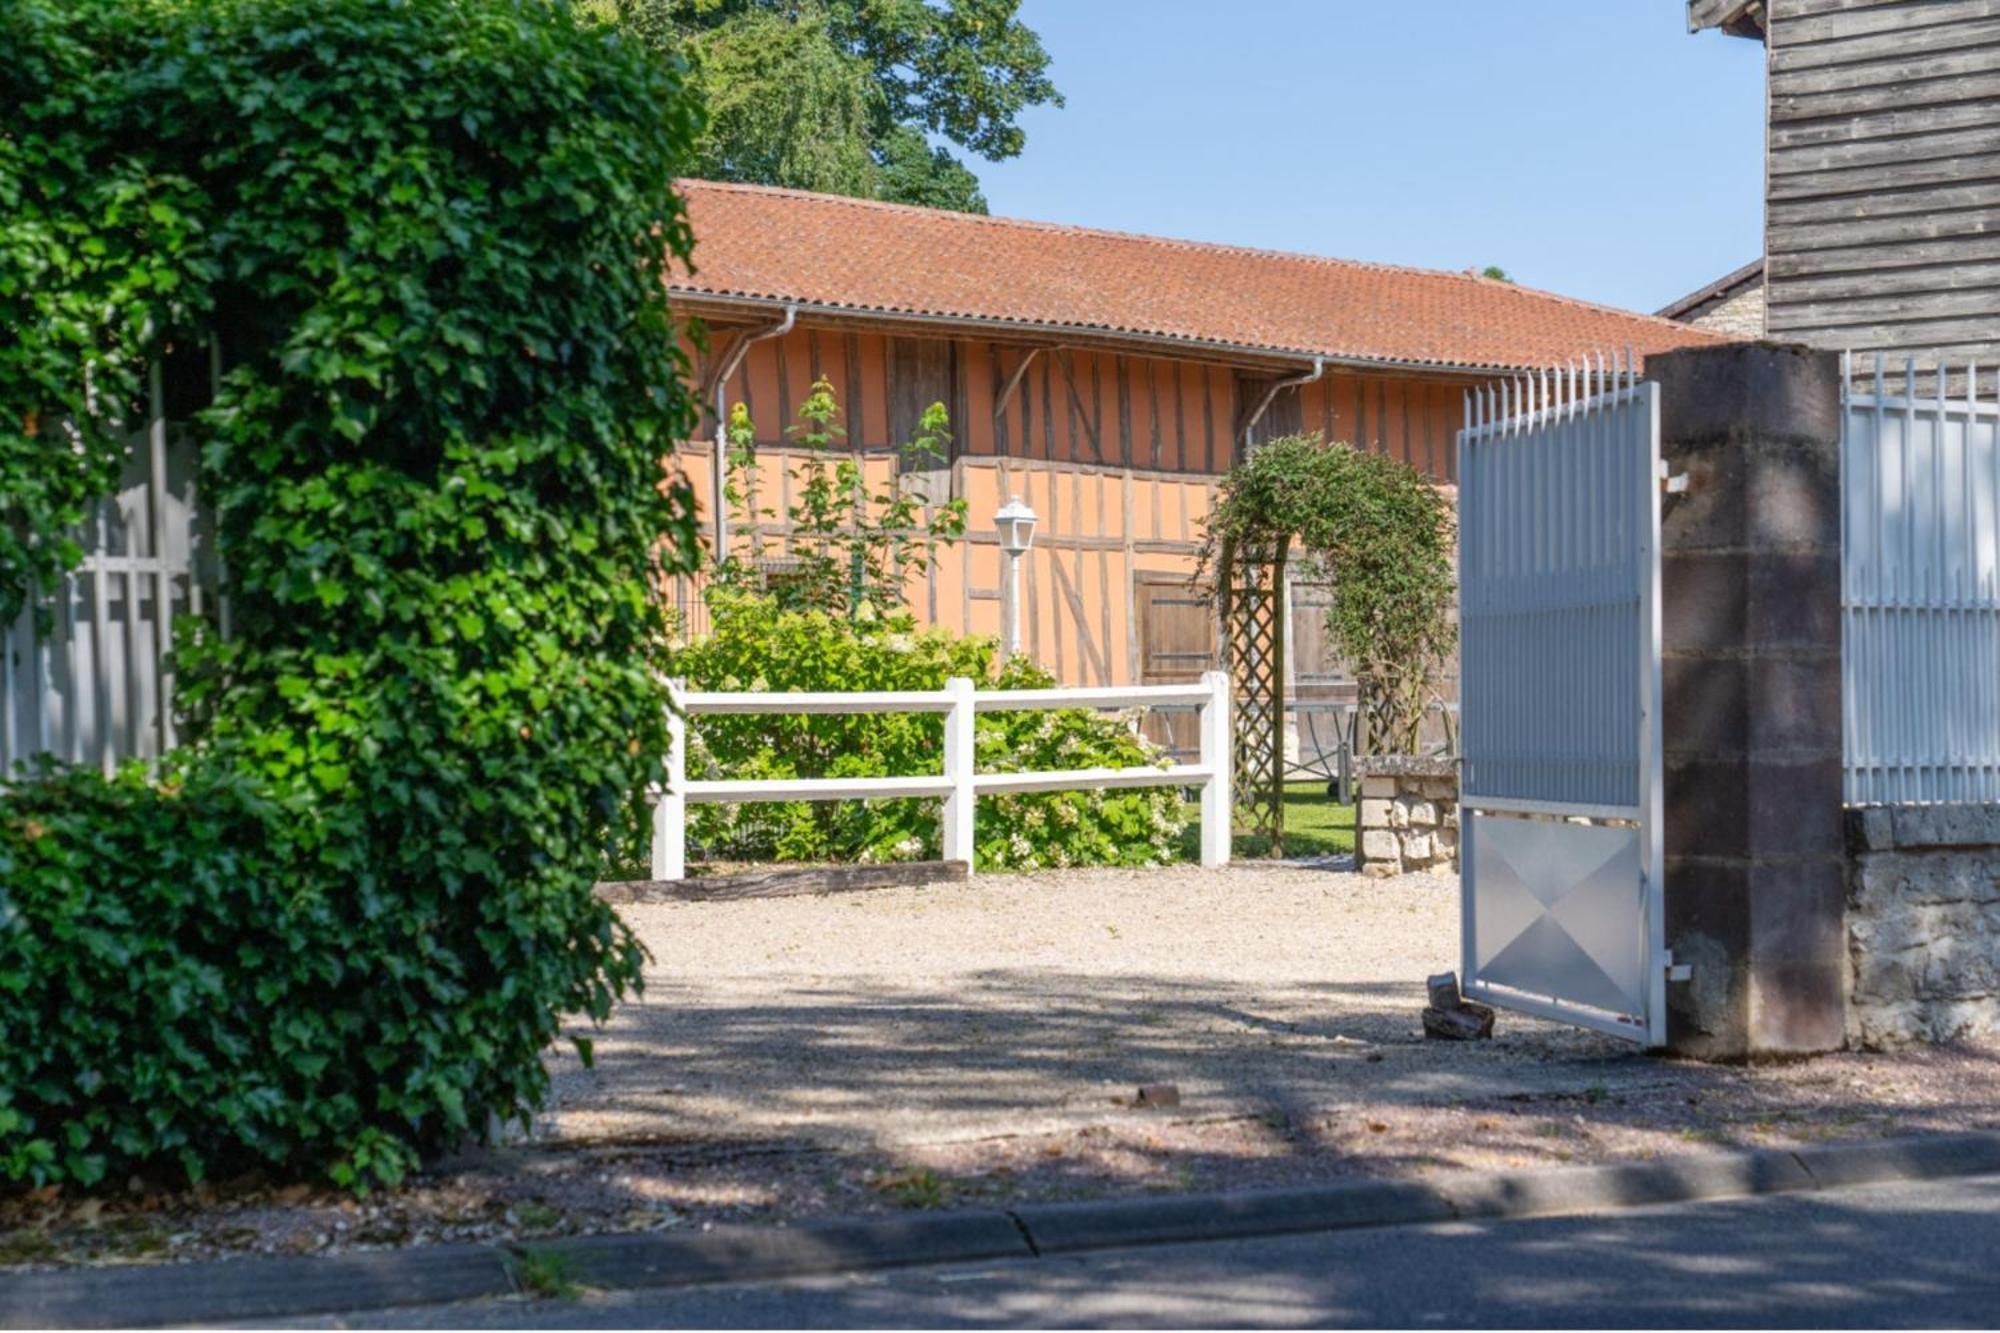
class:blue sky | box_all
[975,1,1766,316]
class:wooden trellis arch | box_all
[1214,533,1286,854]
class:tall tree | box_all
[581,0,1060,213]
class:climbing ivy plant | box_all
[1199,433,1457,764]
[0,0,701,1191]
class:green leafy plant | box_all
[671,592,1186,871]
[0,0,700,1191]
[1199,434,1455,756]
[508,1247,583,1300]
[717,378,966,619]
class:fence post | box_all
[1200,668,1232,867]
[942,675,976,874]
[652,678,688,881]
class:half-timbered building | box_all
[667,180,1724,703]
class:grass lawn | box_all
[1213,781,1356,860]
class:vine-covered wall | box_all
[0,0,700,1189]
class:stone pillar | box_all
[1649,343,1846,1059]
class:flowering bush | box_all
[670,592,1187,871]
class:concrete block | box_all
[0,1243,513,1329]
[1437,1148,1812,1221]
[551,1211,1032,1290]
[1890,803,2000,850]
[1013,1181,1452,1255]
[1790,1132,2000,1192]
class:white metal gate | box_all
[1457,356,1666,1045]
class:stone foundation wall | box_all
[1846,804,2000,1047]
[1354,756,1459,877]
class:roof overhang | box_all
[669,289,1526,382]
[1688,0,1766,39]
[1656,259,1764,321]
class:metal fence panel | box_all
[1843,354,2000,805]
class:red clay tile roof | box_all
[671,180,1730,374]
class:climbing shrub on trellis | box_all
[0,0,700,1190]
[1199,434,1456,853]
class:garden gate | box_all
[0,361,213,779]
[1456,355,1667,1045]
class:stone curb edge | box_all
[8,1130,1999,1328]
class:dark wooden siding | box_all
[1765,0,2000,365]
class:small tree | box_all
[1199,435,1456,831]
[718,376,966,618]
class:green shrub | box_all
[673,592,1187,871]
[0,767,324,1188]
[0,0,698,1190]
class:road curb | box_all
[7,1129,1998,1328]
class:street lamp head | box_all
[995,497,1038,555]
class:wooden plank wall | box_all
[1765,0,2000,366]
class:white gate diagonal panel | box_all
[1457,357,1666,1046]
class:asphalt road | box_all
[289,1173,2000,1329]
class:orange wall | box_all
[693,323,1464,482]
[672,318,1468,687]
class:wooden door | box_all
[1135,573,1214,760]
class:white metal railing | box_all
[648,671,1232,879]
[1842,353,2000,804]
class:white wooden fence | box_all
[2,364,214,778]
[649,671,1233,878]
[1843,354,2000,804]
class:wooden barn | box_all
[1685,0,2000,368]
[666,180,1723,714]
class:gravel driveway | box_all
[9,860,1995,1271]
[544,861,1666,1150]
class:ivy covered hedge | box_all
[675,593,1188,872]
[0,0,699,1190]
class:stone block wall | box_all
[1354,756,1458,877]
[1846,804,2000,1048]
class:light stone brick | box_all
[1358,799,1393,828]
[1360,830,1400,861]
[1404,800,1438,828]
[1403,833,1433,862]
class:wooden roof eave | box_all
[667,290,1514,384]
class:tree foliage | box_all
[1199,434,1457,755]
[579,0,1061,212]
[0,0,700,1190]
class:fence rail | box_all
[649,672,1233,879]
[1842,353,2000,804]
